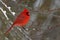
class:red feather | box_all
[5,8,30,35]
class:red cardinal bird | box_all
[5,8,30,35]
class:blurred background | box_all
[0,0,60,40]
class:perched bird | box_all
[5,8,30,35]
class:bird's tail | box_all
[5,25,14,35]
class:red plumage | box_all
[5,8,30,35]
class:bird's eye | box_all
[26,12,30,16]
